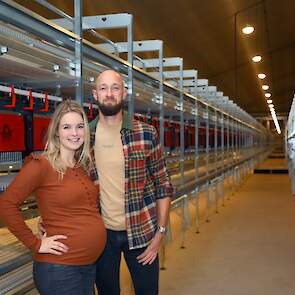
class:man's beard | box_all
[97,99,124,116]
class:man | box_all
[90,69,173,295]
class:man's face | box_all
[92,70,127,116]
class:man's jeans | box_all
[33,261,96,295]
[96,229,159,295]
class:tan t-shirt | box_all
[95,120,126,230]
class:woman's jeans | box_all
[33,261,96,295]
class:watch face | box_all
[158,226,166,234]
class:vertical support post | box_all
[241,124,245,180]
[160,216,171,270]
[179,62,184,186]
[194,77,200,233]
[235,120,239,186]
[234,120,238,186]
[74,0,83,104]
[179,63,188,248]
[232,119,237,195]
[159,45,164,146]
[205,104,210,222]
[221,111,225,206]
[246,127,249,174]
[233,5,239,194]
[228,116,234,198]
[127,16,134,116]
[158,45,166,267]
[159,245,166,270]
[239,123,245,183]
[214,109,218,213]
[234,12,238,105]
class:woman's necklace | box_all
[101,142,115,148]
[100,131,119,148]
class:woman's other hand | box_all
[39,234,69,255]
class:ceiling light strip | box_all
[271,110,281,134]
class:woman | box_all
[0,100,106,295]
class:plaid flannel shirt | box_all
[89,112,173,249]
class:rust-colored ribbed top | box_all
[0,155,106,265]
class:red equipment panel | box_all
[164,121,173,147]
[209,128,215,147]
[188,126,195,147]
[224,129,228,146]
[199,126,206,147]
[34,116,51,151]
[0,113,25,152]
[173,122,180,147]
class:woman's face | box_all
[58,111,85,152]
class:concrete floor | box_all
[159,168,295,294]
[255,158,287,169]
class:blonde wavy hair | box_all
[45,99,91,177]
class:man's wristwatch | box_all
[157,225,167,235]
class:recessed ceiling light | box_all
[252,55,262,62]
[262,85,269,90]
[265,93,271,98]
[268,104,274,108]
[258,73,266,79]
[267,99,272,104]
[242,25,255,34]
